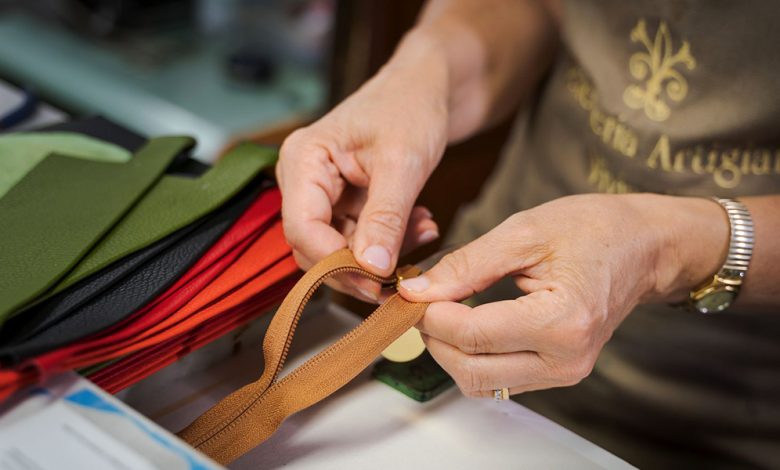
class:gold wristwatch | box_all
[689,198,754,314]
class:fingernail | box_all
[417,230,439,244]
[362,245,391,270]
[400,275,430,292]
[357,288,376,301]
[421,207,433,219]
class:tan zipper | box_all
[178,249,428,464]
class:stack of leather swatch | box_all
[0,119,300,400]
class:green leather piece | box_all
[53,142,278,292]
[0,136,193,323]
[0,132,131,199]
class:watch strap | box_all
[714,197,754,278]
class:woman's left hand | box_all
[398,193,728,397]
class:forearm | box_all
[635,194,780,310]
[383,0,561,143]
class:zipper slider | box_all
[394,265,422,290]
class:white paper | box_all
[0,400,155,470]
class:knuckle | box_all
[291,250,311,271]
[564,309,599,353]
[456,321,491,354]
[282,220,305,250]
[460,387,484,399]
[453,356,487,395]
[562,357,595,386]
[279,128,309,159]
[365,205,406,236]
[438,250,472,284]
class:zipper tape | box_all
[177,248,429,464]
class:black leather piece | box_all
[1,216,199,343]
[0,125,212,340]
[0,183,262,365]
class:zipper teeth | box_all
[271,266,389,383]
[200,291,404,448]
[195,265,393,447]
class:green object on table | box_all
[0,132,131,199]
[0,136,192,323]
[372,351,455,402]
[52,142,278,294]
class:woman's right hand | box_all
[276,35,450,301]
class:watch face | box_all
[695,290,736,313]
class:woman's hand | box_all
[277,36,451,300]
[277,0,561,301]
[399,193,729,397]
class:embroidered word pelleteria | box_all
[178,249,428,465]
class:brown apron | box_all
[449,1,780,466]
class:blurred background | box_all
[0,0,512,295]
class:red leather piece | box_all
[77,222,293,365]
[99,285,295,394]
[89,256,297,385]
[32,189,282,372]
[91,275,296,391]
[0,189,291,401]
[92,275,298,392]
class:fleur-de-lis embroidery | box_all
[622,19,696,122]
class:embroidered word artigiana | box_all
[568,66,780,190]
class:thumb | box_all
[352,171,418,277]
[398,228,515,302]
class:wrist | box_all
[628,194,730,303]
[393,22,489,142]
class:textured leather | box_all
[178,249,429,465]
[6,189,283,382]
[0,185,260,364]
[1,211,201,344]
[4,175,275,345]
[96,280,298,394]
[90,261,298,393]
[87,227,294,362]
[0,132,131,199]
[53,142,278,292]
[0,136,193,322]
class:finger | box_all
[338,207,438,257]
[400,206,439,254]
[465,382,564,399]
[416,294,555,354]
[343,207,437,301]
[423,335,551,398]
[352,168,420,277]
[297,248,382,303]
[397,219,525,302]
[332,215,357,241]
[340,206,437,302]
[279,141,347,266]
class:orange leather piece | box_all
[0,190,295,400]
[92,277,297,394]
[88,257,298,385]
[82,222,294,364]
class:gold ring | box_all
[493,388,509,401]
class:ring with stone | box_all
[493,388,509,401]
